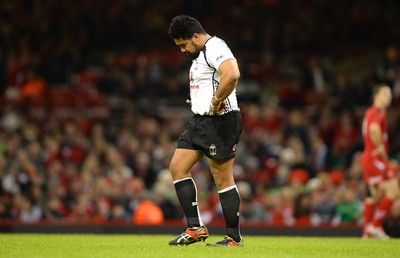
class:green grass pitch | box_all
[0,234,398,258]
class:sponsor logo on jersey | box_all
[190,71,194,83]
[216,54,224,62]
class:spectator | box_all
[376,46,399,87]
[330,73,356,111]
[335,187,362,225]
[237,181,268,222]
[293,192,312,225]
[0,200,12,219]
[132,193,164,225]
[300,54,333,105]
[16,194,43,223]
[330,110,359,167]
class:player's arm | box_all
[211,59,240,113]
[369,122,387,160]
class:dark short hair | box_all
[168,15,206,40]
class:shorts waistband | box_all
[195,110,240,117]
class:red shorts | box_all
[361,153,398,186]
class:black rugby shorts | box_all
[177,111,242,159]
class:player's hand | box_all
[374,144,388,160]
[386,161,399,179]
[210,97,226,115]
[186,99,192,105]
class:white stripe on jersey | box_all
[189,37,240,115]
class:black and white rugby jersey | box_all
[188,36,240,115]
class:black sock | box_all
[174,178,200,227]
[219,186,241,242]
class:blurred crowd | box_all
[1,0,400,234]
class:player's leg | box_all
[170,148,204,227]
[206,157,243,246]
[207,157,236,191]
[366,162,400,239]
[372,178,400,227]
[365,183,383,224]
[363,196,375,231]
[169,148,209,245]
[363,183,386,238]
[361,158,385,238]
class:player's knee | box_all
[386,180,400,198]
[388,184,400,199]
[169,161,180,176]
[169,161,189,179]
[212,172,235,190]
[210,172,225,189]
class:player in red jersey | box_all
[361,84,400,239]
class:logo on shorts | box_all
[232,144,237,151]
[209,144,217,156]
[229,144,237,155]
